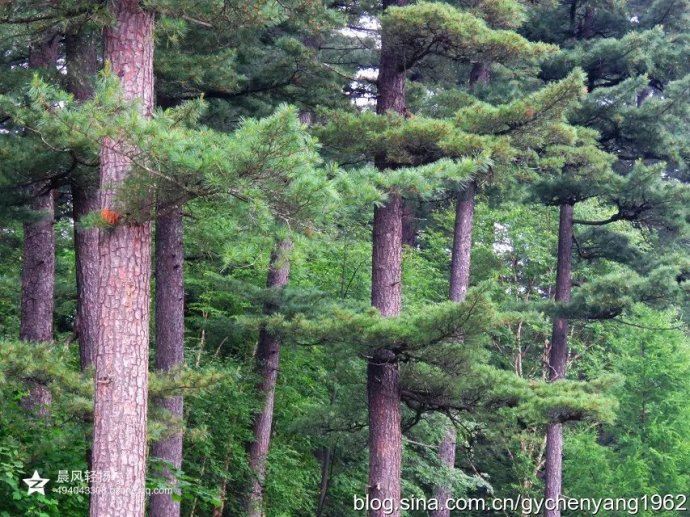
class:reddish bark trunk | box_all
[544,203,573,517]
[19,27,60,417]
[66,28,100,369]
[20,189,55,344]
[368,194,403,517]
[150,207,185,517]
[367,1,407,512]
[401,199,418,247]
[367,347,402,516]
[449,181,476,303]
[432,182,475,514]
[375,0,408,117]
[90,2,154,515]
[72,182,99,370]
[430,428,457,517]
[432,55,490,506]
[20,188,55,417]
[371,193,403,316]
[247,239,293,517]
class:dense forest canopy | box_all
[0,0,688,516]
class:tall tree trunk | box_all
[430,181,476,517]
[431,61,488,514]
[72,182,99,370]
[150,207,185,517]
[90,2,154,515]
[247,238,293,517]
[19,189,55,344]
[368,2,407,511]
[544,203,573,517]
[19,28,60,417]
[20,190,55,417]
[448,181,476,303]
[66,27,100,370]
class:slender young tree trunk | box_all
[448,181,476,303]
[432,63,487,514]
[19,29,60,417]
[66,28,100,370]
[430,182,475,517]
[544,203,573,517]
[20,190,55,416]
[367,2,407,512]
[72,182,99,369]
[19,189,55,345]
[90,2,154,515]
[150,207,185,517]
[247,238,293,517]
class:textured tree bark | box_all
[544,203,573,517]
[20,189,55,345]
[431,181,475,516]
[19,27,60,417]
[20,190,55,417]
[368,1,407,512]
[448,181,476,303]
[247,238,293,517]
[66,27,100,370]
[371,193,403,316]
[90,2,154,516]
[432,60,488,511]
[150,207,185,517]
[72,182,99,370]
[401,199,418,247]
[375,0,408,117]
[367,347,402,516]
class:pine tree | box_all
[65,24,100,370]
[531,132,687,514]
[367,2,408,512]
[150,205,185,517]
[435,3,530,508]
[19,26,60,417]
[0,1,686,515]
[247,237,293,516]
[90,1,154,514]
[521,0,690,510]
[314,4,588,512]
